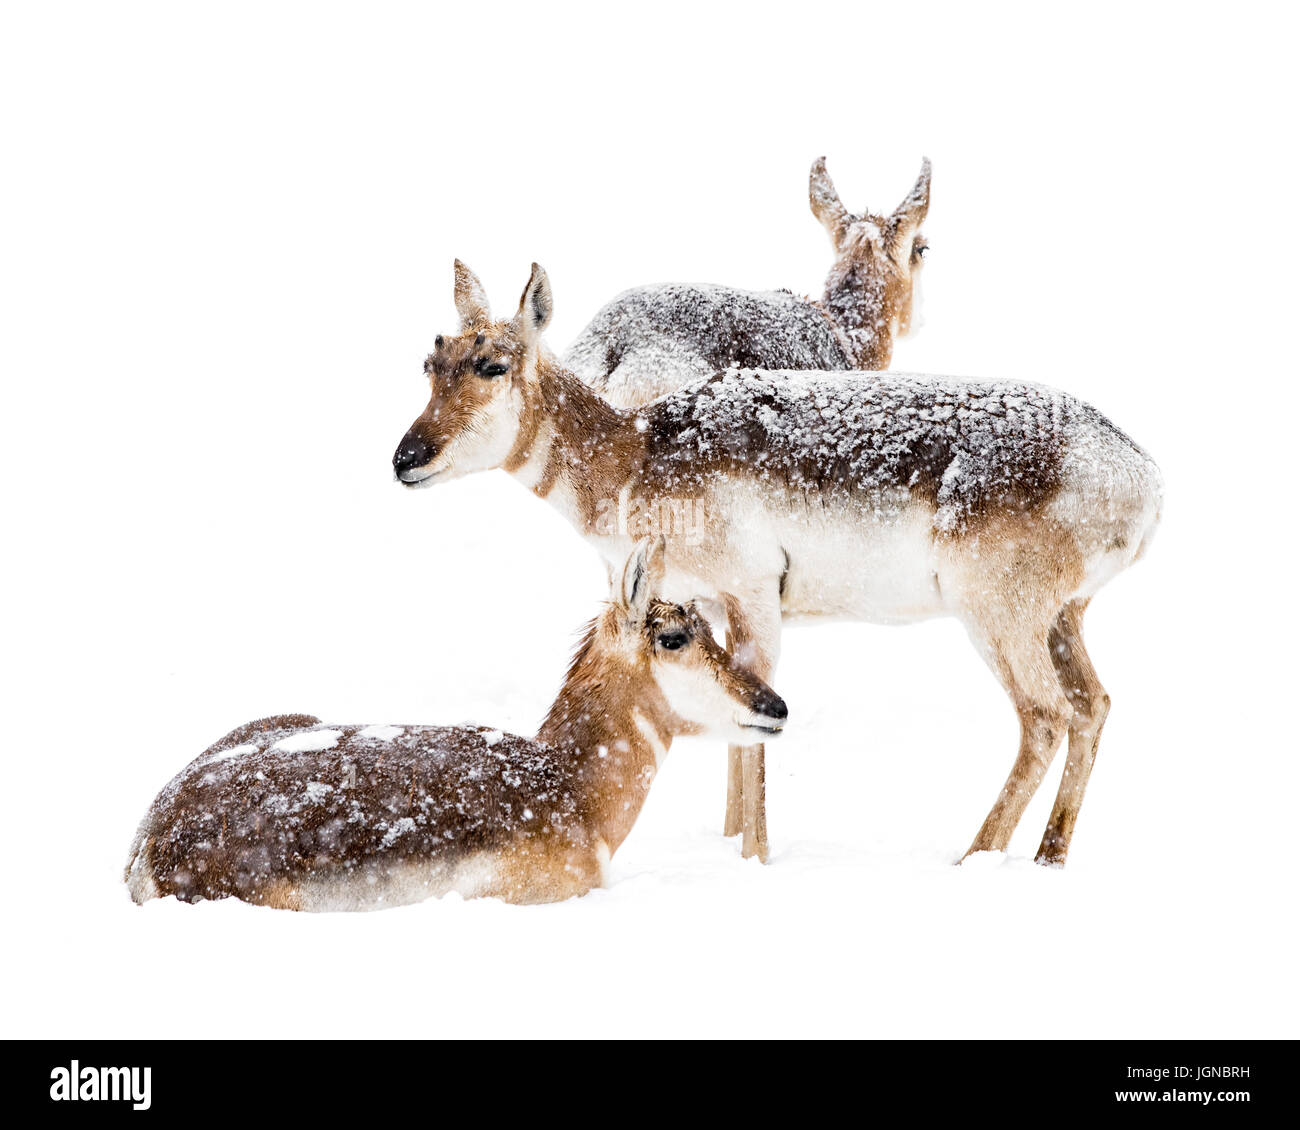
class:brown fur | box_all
[410,331,528,459]
[642,371,1069,531]
[538,599,779,851]
[128,721,584,906]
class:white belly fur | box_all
[770,496,945,623]
[585,484,947,625]
[726,485,947,624]
[292,852,506,913]
[581,460,1157,629]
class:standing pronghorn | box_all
[393,264,1162,865]
[563,157,931,406]
[125,540,788,909]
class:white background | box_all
[2,1,1296,1038]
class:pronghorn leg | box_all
[741,743,768,863]
[724,744,744,837]
[723,621,744,837]
[721,589,781,863]
[962,619,1072,858]
[1036,600,1110,866]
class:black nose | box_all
[393,428,436,481]
[752,687,788,721]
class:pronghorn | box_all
[124,540,788,910]
[563,157,930,407]
[393,264,1162,866]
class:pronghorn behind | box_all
[393,263,1163,866]
[124,540,788,909]
[562,157,931,407]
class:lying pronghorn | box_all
[124,540,788,909]
[563,157,930,407]
[393,263,1163,867]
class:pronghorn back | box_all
[564,283,851,404]
[125,717,589,909]
[643,370,1159,537]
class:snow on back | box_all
[563,283,851,406]
[271,729,343,753]
[205,742,258,761]
[380,816,417,848]
[357,725,404,742]
[643,370,1152,531]
[303,781,332,803]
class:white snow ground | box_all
[2,3,1297,1039]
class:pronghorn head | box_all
[605,538,788,744]
[393,260,552,487]
[809,156,931,341]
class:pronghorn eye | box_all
[913,240,929,260]
[656,631,689,651]
[476,359,509,378]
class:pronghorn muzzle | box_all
[393,427,437,484]
[750,686,788,726]
[744,685,788,734]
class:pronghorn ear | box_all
[891,157,931,229]
[809,156,853,246]
[454,260,491,329]
[645,534,667,590]
[515,262,553,346]
[618,536,665,621]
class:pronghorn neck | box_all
[535,620,673,854]
[818,259,894,370]
[506,354,646,525]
